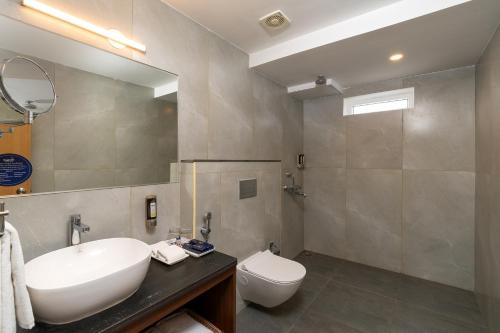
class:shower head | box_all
[315,75,327,85]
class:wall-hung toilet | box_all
[237,250,306,308]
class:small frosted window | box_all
[344,88,414,116]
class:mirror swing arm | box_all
[0,56,57,126]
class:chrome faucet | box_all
[69,214,90,246]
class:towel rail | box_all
[0,202,8,237]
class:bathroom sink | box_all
[25,238,151,324]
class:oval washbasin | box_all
[25,238,151,324]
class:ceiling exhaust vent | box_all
[259,10,291,33]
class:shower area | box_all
[240,67,482,331]
[303,67,475,290]
[234,42,495,333]
[239,25,500,332]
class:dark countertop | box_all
[20,251,237,333]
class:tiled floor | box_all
[237,252,487,333]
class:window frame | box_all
[343,87,414,116]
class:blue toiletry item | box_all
[182,239,214,255]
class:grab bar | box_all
[0,202,9,237]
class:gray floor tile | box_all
[397,275,485,328]
[237,251,487,333]
[299,270,331,293]
[290,310,364,333]
[295,251,345,277]
[236,275,326,333]
[390,302,487,333]
[330,259,402,299]
[306,281,396,333]
[237,305,287,333]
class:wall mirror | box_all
[0,15,178,196]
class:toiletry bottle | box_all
[146,195,157,229]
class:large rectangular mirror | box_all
[0,15,178,196]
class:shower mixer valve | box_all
[282,171,307,197]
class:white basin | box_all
[25,238,151,324]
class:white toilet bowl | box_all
[237,250,306,308]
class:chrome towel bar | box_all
[0,202,9,237]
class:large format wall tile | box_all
[130,183,180,244]
[304,167,347,259]
[346,169,402,271]
[54,170,115,191]
[179,163,194,233]
[475,62,493,175]
[133,0,296,162]
[208,92,254,159]
[3,187,131,261]
[303,66,476,289]
[132,0,211,160]
[403,170,475,290]
[304,96,346,168]
[281,97,305,259]
[252,73,285,160]
[3,183,180,261]
[347,110,403,169]
[193,162,282,262]
[475,25,500,330]
[30,169,54,193]
[281,192,304,259]
[208,36,255,159]
[403,67,475,171]
[282,97,304,171]
[31,98,55,174]
[342,78,403,98]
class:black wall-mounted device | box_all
[146,195,157,230]
[297,153,305,169]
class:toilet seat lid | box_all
[242,250,306,283]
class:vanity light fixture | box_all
[389,53,404,62]
[21,0,146,53]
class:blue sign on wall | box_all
[0,154,32,186]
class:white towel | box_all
[151,242,186,263]
[1,222,35,332]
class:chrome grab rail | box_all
[0,202,9,237]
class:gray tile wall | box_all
[281,97,305,259]
[185,161,282,313]
[475,25,500,331]
[2,183,180,262]
[304,67,476,290]
[192,162,282,262]
[0,0,304,266]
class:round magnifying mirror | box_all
[0,56,56,120]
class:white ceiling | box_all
[163,0,500,91]
[255,0,500,89]
[162,0,400,53]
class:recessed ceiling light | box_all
[389,53,404,62]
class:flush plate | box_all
[239,178,257,199]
